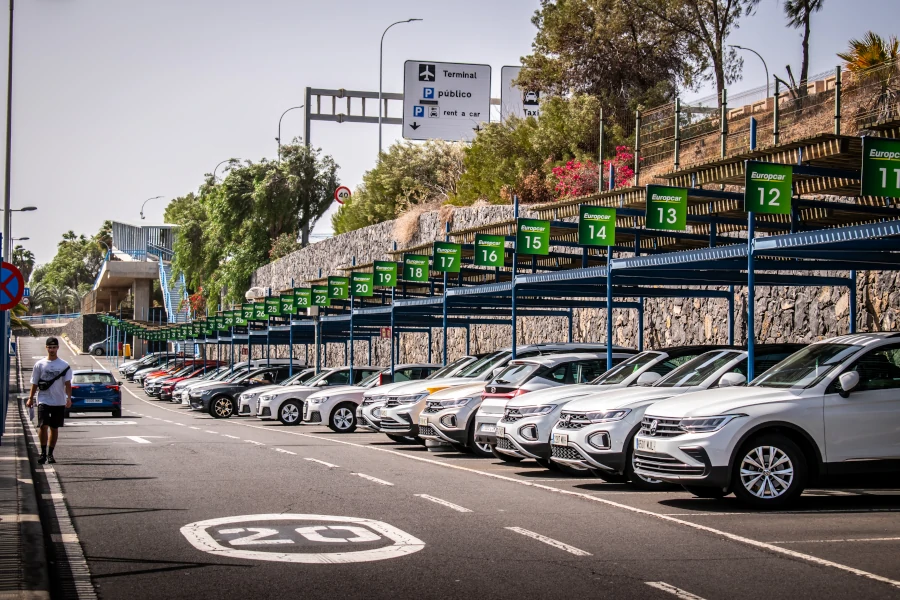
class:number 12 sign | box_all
[645,185,687,231]
[744,161,792,214]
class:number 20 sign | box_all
[744,161,792,214]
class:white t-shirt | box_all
[31,358,73,406]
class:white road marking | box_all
[43,493,65,500]
[772,537,900,544]
[174,423,186,427]
[645,582,707,599]
[505,527,591,556]
[245,440,265,446]
[222,434,240,439]
[353,473,393,486]
[106,362,900,591]
[0,514,40,522]
[95,435,165,444]
[304,458,339,468]
[189,427,201,430]
[204,430,218,434]
[274,448,296,455]
[414,494,472,513]
[17,478,32,485]
[52,533,81,543]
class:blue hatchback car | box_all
[69,370,123,418]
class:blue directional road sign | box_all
[413,105,425,118]
[423,87,435,99]
[23,287,29,297]
[0,262,24,311]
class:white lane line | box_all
[106,362,900,591]
[245,440,265,446]
[174,423,186,427]
[353,473,394,486]
[304,458,339,468]
[221,434,240,439]
[772,537,900,544]
[645,581,707,599]
[274,448,297,455]
[662,508,900,516]
[505,527,591,556]
[204,430,218,434]
[414,494,472,513]
[189,427,201,430]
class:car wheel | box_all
[278,400,302,426]
[112,409,121,418]
[732,435,807,508]
[386,434,414,443]
[328,403,357,433]
[466,424,493,457]
[209,396,234,419]
[92,347,104,356]
[491,447,523,463]
[625,443,674,490]
[682,485,728,499]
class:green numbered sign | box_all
[242,303,254,322]
[351,272,374,297]
[403,254,430,282]
[433,242,462,273]
[223,311,235,327]
[579,206,616,246]
[295,288,312,309]
[645,185,688,231]
[516,218,550,255]
[861,137,900,198]
[328,276,349,300]
[374,261,398,287]
[265,297,281,316]
[280,294,296,315]
[253,302,267,321]
[234,310,247,326]
[744,161,792,214]
[204,321,214,335]
[474,234,505,267]
[218,316,229,332]
[312,284,331,307]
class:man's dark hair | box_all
[46,337,59,347]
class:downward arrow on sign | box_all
[410,122,420,130]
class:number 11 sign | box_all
[862,137,900,198]
[744,161,792,214]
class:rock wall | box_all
[251,207,900,367]
[61,314,106,353]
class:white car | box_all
[548,344,804,487]
[304,364,438,432]
[633,334,900,507]
[257,366,381,425]
[237,368,316,416]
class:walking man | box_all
[26,337,72,464]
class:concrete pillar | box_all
[132,279,152,357]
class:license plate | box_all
[636,437,657,452]
[479,423,496,433]
[84,399,104,404]
[496,425,505,438]
[552,433,568,446]
[418,416,428,427]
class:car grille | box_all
[502,409,525,423]
[385,397,401,407]
[419,425,437,437]
[551,445,584,461]
[640,416,684,438]
[362,397,382,406]
[240,405,251,414]
[423,403,442,414]
[308,411,322,423]
[380,417,410,431]
[260,407,271,417]
[556,412,589,430]
[496,437,515,451]
[633,451,704,476]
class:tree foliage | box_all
[30,221,111,291]
[783,0,826,96]
[12,245,35,282]
[332,141,465,234]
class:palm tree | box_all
[10,303,36,335]
[11,245,35,282]
[838,32,900,124]
[784,0,825,97]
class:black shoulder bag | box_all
[37,366,69,391]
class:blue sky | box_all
[3,0,899,263]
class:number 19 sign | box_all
[744,161,792,214]
[645,185,687,231]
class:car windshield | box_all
[359,371,382,386]
[458,351,510,377]
[303,370,332,386]
[429,357,472,379]
[278,371,309,386]
[591,351,662,385]
[492,363,539,386]
[751,343,860,389]
[73,373,114,384]
[654,350,742,388]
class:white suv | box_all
[257,366,380,425]
[633,334,900,507]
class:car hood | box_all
[383,377,474,395]
[643,387,803,419]
[362,380,411,398]
[563,385,702,412]
[428,382,485,401]
[265,384,356,399]
[189,381,235,393]
[307,386,366,401]
[240,383,283,397]
[503,384,598,409]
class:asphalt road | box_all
[22,336,900,600]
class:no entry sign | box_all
[0,262,24,311]
[334,186,351,204]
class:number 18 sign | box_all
[645,185,687,231]
[744,161,792,214]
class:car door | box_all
[571,360,607,383]
[824,343,900,464]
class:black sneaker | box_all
[47,455,56,465]
[37,454,47,465]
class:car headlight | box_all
[398,392,429,405]
[585,409,631,423]
[259,395,272,403]
[239,393,249,401]
[311,396,328,404]
[433,396,474,409]
[509,405,557,417]
[678,414,745,433]
[363,395,384,406]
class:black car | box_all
[189,365,298,418]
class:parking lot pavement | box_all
[22,338,900,599]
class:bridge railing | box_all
[20,313,81,324]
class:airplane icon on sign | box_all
[418,64,435,82]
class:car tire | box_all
[92,347,104,356]
[278,400,303,426]
[491,447,523,463]
[732,434,807,508]
[682,485,728,499]
[112,409,121,418]
[625,443,675,490]
[328,403,357,433]
[467,424,494,458]
[209,396,234,419]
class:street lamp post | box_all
[276,105,304,161]
[1,206,36,260]
[379,19,422,158]
[139,196,165,220]
[730,45,770,97]
[212,159,232,182]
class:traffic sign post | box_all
[744,161,793,214]
[516,219,550,255]
[500,66,540,121]
[0,262,24,311]
[474,234,505,267]
[334,186,352,205]
[645,185,688,231]
[403,61,491,141]
[579,206,616,246]
[861,137,900,198]
[432,242,462,273]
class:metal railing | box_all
[20,313,81,324]
[111,222,178,261]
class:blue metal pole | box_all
[747,212,756,381]
[638,298,644,352]
[849,270,857,334]
[465,324,470,355]
[443,223,449,366]
[750,117,757,150]
[728,285,735,345]
[606,249,613,370]
[567,308,573,343]
[349,295,355,378]
[427,329,432,363]
[511,195,519,359]
[390,291,395,376]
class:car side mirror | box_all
[316,380,328,386]
[636,371,662,386]
[718,372,747,388]
[839,371,860,397]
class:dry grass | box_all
[393,198,443,244]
